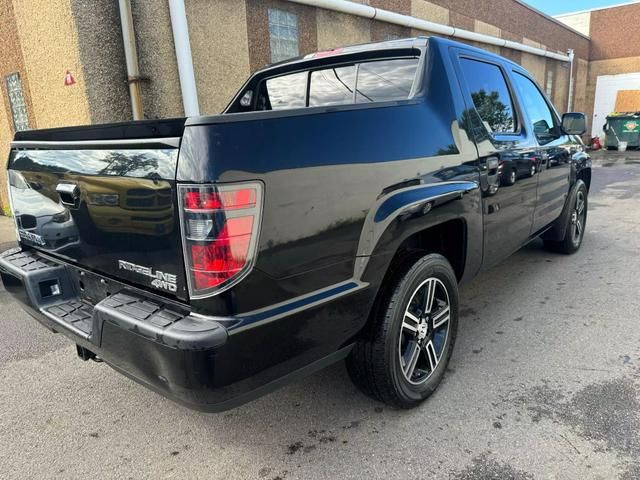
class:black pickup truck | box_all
[1,37,590,411]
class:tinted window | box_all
[260,71,307,110]
[512,72,558,145]
[356,58,418,103]
[250,56,419,111]
[309,66,356,107]
[460,58,516,134]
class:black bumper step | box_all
[44,300,93,336]
[0,249,228,350]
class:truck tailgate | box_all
[7,136,187,301]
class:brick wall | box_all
[589,3,640,61]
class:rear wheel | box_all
[502,168,517,186]
[544,181,588,254]
[346,254,458,408]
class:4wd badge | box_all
[118,260,177,293]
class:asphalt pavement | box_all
[1,150,639,479]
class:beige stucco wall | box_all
[70,0,130,124]
[411,0,449,24]
[316,9,371,51]
[186,0,252,114]
[573,57,589,114]
[555,12,591,37]
[11,0,91,128]
[520,37,547,85]
[131,0,183,119]
[552,61,569,113]
[0,97,11,213]
[474,20,501,54]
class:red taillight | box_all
[184,189,257,211]
[179,183,262,298]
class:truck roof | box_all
[256,36,521,75]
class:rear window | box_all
[248,56,419,112]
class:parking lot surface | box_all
[1,151,639,480]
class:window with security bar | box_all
[268,8,299,63]
[5,73,30,132]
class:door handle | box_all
[56,183,80,208]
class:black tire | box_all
[346,253,459,409]
[543,181,588,254]
[502,168,517,186]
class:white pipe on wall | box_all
[168,0,200,116]
[287,0,571,62]
[118,0,144,120]
[567,49,575,112]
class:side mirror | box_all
[562,112,586,135]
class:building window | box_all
[5,73,29,132]
[545,68,554,98]
[268,9,299,63]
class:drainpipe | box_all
[287,0,571,62]
[566,49,575,112]
[118,0,144,120]
[168,0,200,116]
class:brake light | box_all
[178,183,263,298]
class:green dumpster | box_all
[604,113,640,150]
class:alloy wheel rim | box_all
[398,277,451,385]
[571,190,586,245]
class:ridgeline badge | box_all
[118,260,177,292]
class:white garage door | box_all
[592,72,640,138]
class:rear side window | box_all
[511,72,559,145]
[459,58,516,134]
[309,66,356,107]
[356,58,418,103]
[253,56,419,111]
[260,71,307,110]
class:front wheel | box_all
[346,254,459,409]
[544,181,588,254]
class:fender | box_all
[542,179,586,242]
[354,180,481,282]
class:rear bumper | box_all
[0,248,236,411]
[0,248,359,412]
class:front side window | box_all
[512,72,559,145]
[459,58,516,134]
[5,73,30,132]
[268,9,299,63]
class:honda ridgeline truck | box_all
[1,37,591,411]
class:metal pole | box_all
[288,0,571,62]
[118,0,144,120]
[566,49,575,112]
[168,0,200,117]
